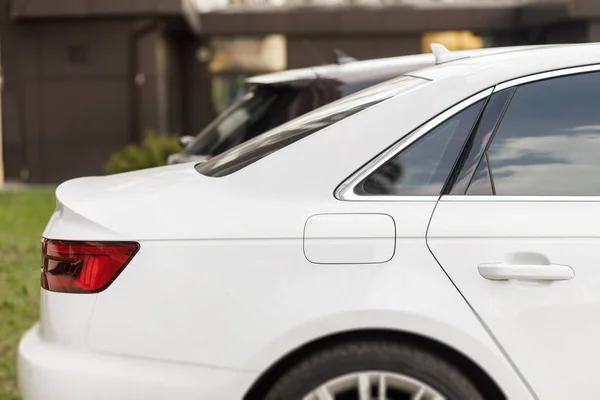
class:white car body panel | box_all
[39,292,96,349]
[86,200,529,398]
[39,177,533,398]
[428,196,600,399]
[39,164,533,398]
[22,43,600,400]
[19,325,257,400]
[303,213,396,264]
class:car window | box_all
[468,72,600,196]
[466,154,494,195]
[355,100,485,196]
[184,86,300,157]
[197,75,428,178]
[449,89,512,195]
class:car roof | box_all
[245,45,546,86]
[408,42,597,84]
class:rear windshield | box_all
[196,75,427,177]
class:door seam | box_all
[425,198,538,400]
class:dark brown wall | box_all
[11,0,181,18]
[170,34,214,137]
[571,0,600,17]
[286,36,421,69]
[541,21,589,44]
[486,20,589,47]
[136,27,161,139]
[25,20,134,182]
[587,21,600,41]
[0,5,170,182]
[160,29,210,137]
[199,6,522,36]
[1,4,209,183]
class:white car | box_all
[18,43,600,400]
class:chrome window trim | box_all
[335,88,493,201]
[441,195,600,203]
[494,64,600,92]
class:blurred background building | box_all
[0,0,598,183]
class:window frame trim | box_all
[447,88,515,196]
[441,195,600,203]
[335,88,494,201]
[493,64,600,93]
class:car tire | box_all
[264,340,484,400]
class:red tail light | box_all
[41,239,139,294]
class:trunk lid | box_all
[39,163,217,347]
[43,163,225,241]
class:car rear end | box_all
[18,176,257,400]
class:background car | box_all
[167,45,536,165]
[21,43,600,400]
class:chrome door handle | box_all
[478,263,574,281]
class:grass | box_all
[0,189,56,400]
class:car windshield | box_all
[196,75,428,177]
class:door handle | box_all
[478,263,574,281]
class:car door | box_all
[427,66,600,399]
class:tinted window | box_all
[197,76,427,177]
[480,72,600,196]
[184,86,302,157]
[449,89,512,194]
[466,154,494,195]
[356,100,485,196]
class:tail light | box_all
[41,239,139,294]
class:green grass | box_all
[0,189,56,400]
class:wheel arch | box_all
[243,329,506,400]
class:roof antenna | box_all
[334,49,357,64]
[430,43,470,64]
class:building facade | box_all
[1,0,599,183]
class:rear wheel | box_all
[264,340,484,400]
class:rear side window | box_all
[466,72,600,196]
[197,76,427,177]
[355,100,485,196]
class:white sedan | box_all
[19,43,600,400]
